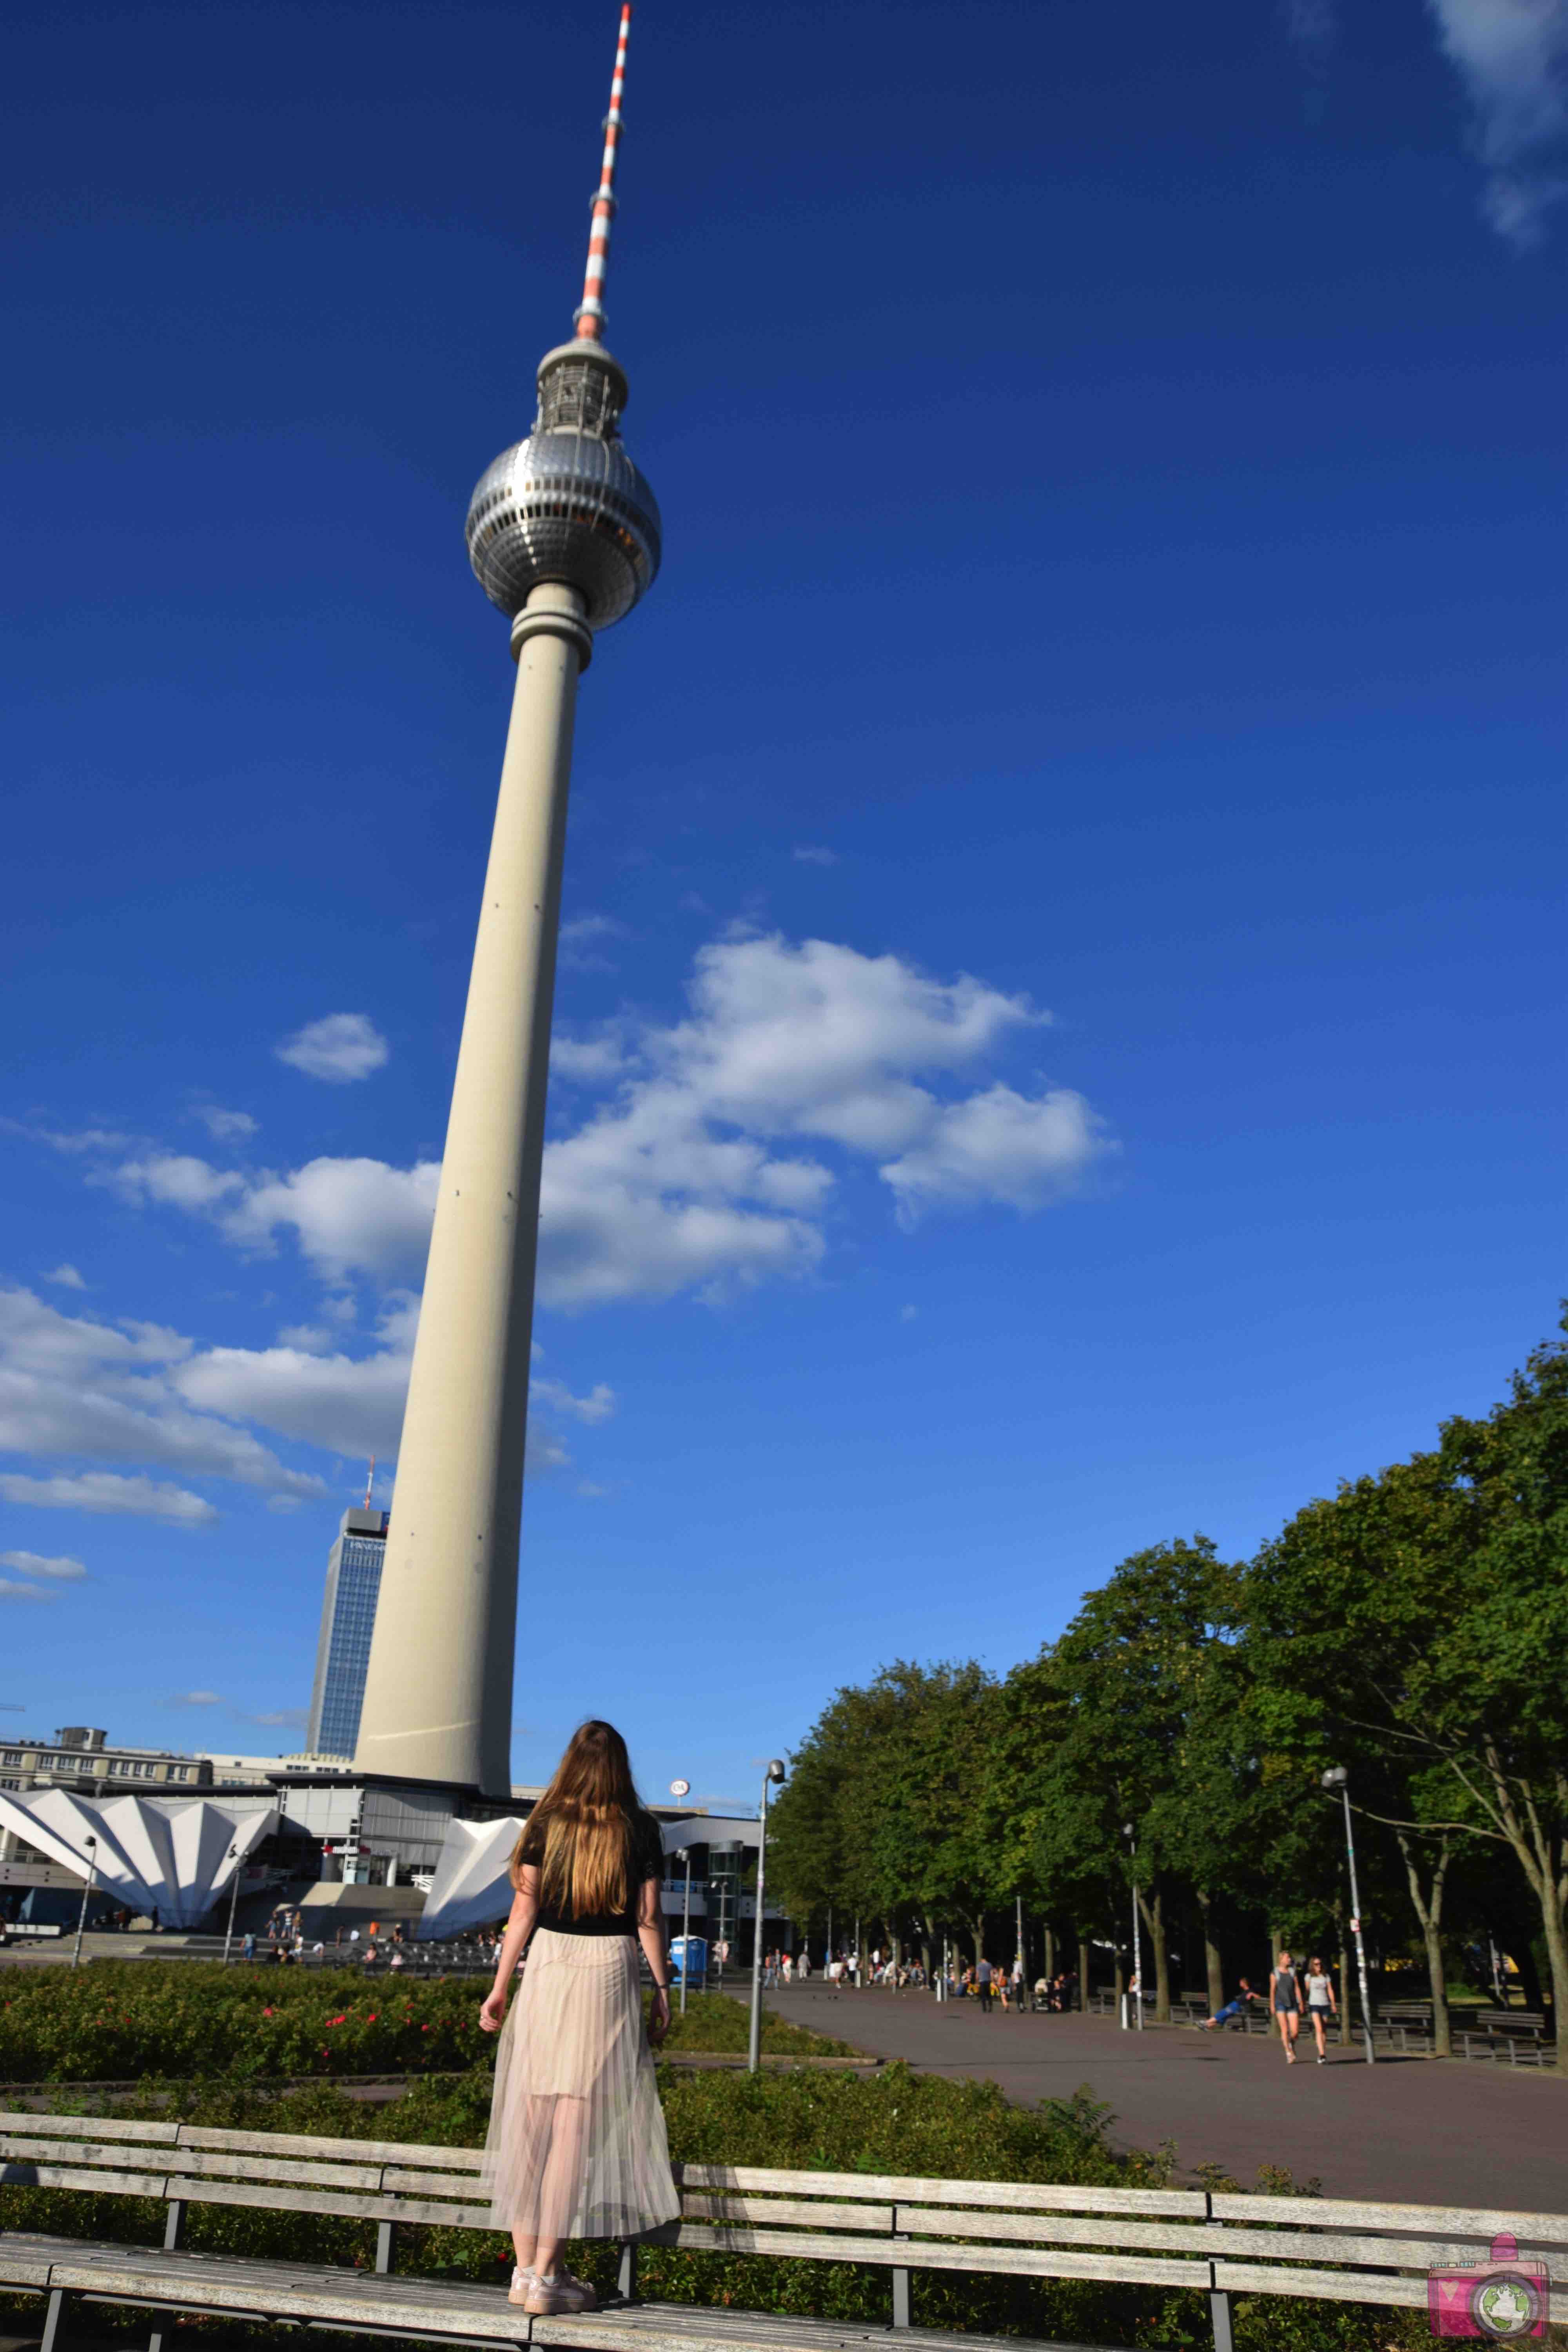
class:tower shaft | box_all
[353,583,590,1793]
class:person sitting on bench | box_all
[1201,1976,1263,2030]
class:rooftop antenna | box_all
[363,1457,376,1510]
[574,4,631,343]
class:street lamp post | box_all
[675,1848,693,2015]
[223,1843,243,1964]
[71,1836,98,1969]
[1322,1768,1376,2064]
[747,1760,786,2075]
[1015,1893,1025,2009]
[1123,1822,1142,2032]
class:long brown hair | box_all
[510,1720,650,1919]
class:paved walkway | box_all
[759,1985,1568,2209]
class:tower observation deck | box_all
[353,7,658,1795]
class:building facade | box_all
[0,1727,212,1799]
[306,1508,390,1759]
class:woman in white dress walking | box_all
[479,1721,680,2314]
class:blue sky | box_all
[2,0,1564,1802]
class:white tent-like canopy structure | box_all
[417,1813,761,1942]
[0,1789,278,1930]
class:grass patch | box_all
[0,1966,850,2083]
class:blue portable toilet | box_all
[670,1935,708,1987]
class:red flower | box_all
[365,2014,377,2023]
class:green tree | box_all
[1023,1537,1241,2023]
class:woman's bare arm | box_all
[637,1873,672,2042]
[479,1869,538,2030]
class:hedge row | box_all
[0,1966,846,2082]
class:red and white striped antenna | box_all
[363,1456,376,1511]
[574,5,632,343]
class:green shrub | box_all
[0,1966,846,2082]
[0,2067,1474,2349]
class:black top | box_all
[521,1809,664,1937]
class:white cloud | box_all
[793,845,840,867]
[250,1707,307,1728]
[0,1286,323,1503]
[168,1690,224,1707]
[0,1471,218,1526]
[0,1550,86,1581]
[276,1013,390,1084]
[0,1577,58,1602]
[551,1032,632,1084]
[559,913,630,972]
[1426,0,1568,243]
[195,1106,258,1142]
[94,931,1112,1311]
[173,1297,608,1478]
[42,1264,87,1290]
[900,1304,918,1322]
[224,1157,439,1282]
[880,1082,1111,1219]
[110,1155,245,1213]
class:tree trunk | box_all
[1077,1934,1091,2011]
[1136,1882,1172,2022]
[971,1916,985,1970]
[1113,1949,1125,2010]
[1044,1924,1056,1979]
[1196,1888,1224,2017]
[1394,1830,1453,2057]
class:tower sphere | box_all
[465,341,661,630]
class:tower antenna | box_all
[574,5,632,343]
[363,1456,376,1511]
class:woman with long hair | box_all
[479,1720,679,2314]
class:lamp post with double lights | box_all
[71,1835,98,1969]
[1321,1767,1376,2063]
[747,1761,786,2074]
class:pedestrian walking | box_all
[976,1956,993,2014]
[1269,1949,1303,2063]
[479,1719,679,2317]
[1303,1954,1337,2062]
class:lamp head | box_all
[1322,1766,1348,1790]
[766,1760,786,1785]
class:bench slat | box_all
[674,2164,1203,2217]
[168,2150,385,2192]
[160,2174,494,2231]
[1,2163,168,2198]
[36,2254,532,2341]
[381,2167,494,2199]
[1,2137,178,2174]
[175,2125,484,2171]
[0,2112,179,2145]
[1212,2193,1568,2242]
[669,2221,1207,2288]
[681,2197,893,2234]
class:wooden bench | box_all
[4,2110,1567,2352]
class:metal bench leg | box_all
[376,2220,397,2274]
[40,2289,69,2352]
[147,2199,186,2352]
[617,2237,639,2304]
[1209,2287,1234,2352]
[892,2267,911,2327]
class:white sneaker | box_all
[507,2269,535,2308]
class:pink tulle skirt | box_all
[483,1929,679,2241]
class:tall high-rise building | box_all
[307,1507,391,1759]
[354,7,659,1793]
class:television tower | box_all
[354,6,660,1795]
